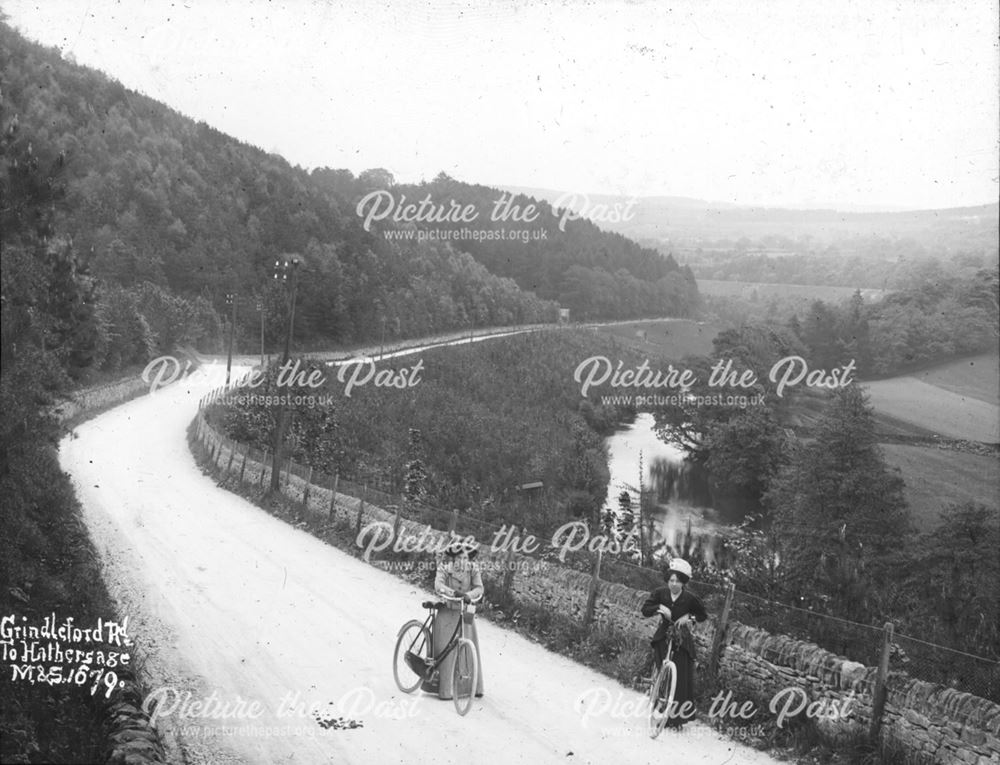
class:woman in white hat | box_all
[424,538,485,699]
[640,558,708,728]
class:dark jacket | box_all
[641,586,708,645]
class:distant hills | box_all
[502,185,999,245]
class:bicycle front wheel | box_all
[452,638,479,716]
[648,660,677,739]
[393,620,431,693]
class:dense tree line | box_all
[386,174,702,320]
[790,270,998,376]
[700,269,997,379]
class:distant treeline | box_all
[719,269,998,377]
[674,229,997,290]
[3,22,697,382]
[696,272,997,382]
[801,272,997,375]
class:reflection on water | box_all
[603,413,733,564]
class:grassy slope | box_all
[863,378,998,443]
[863,352,999,441]
[879,444,1000,530]
[901,352,999,405]
[851,354,999,527]
[591,318,721,359]
[0,444,114,763]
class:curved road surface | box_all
[60,359,780,765]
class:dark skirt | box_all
[423,606,484,699]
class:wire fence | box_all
[196,385,1000,705]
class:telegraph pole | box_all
[270,258,300,493]
[225,292,237,385]
[256,297,265,368]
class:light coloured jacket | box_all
[435,558,484,610]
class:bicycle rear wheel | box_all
[393,620,431,693]
[648,660,676,739]
[452,638,478,716]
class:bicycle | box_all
[393,593,482,716]
[647,622,680,739]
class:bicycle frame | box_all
[404,594,481,680]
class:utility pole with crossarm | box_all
[269,257,300,493]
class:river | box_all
[603,412,733,564]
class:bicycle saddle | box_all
[422,600,445,610]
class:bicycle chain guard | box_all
[404,650,432,677]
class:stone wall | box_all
[55,375,150,427]
[882,677,1000,764]
[196,410,1000,763]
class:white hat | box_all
[667,558,692,581]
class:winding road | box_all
[59,334,781,765]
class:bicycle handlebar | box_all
[439,592,483,605]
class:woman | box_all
[424,538,485,699]
[640,558,708,728]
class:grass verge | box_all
[0,441,116,763]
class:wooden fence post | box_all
[328,472,339,520]
[869,622,894,744]
[709,582,736,679]
[226,440,236,474]
[448,508,459,535]
[392,505,402,542]
[303,466,313,509]
[583,550,603,627]
[355,493,366,543]
[502,546,517,596]
[239,444,248,483]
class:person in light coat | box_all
[424,539,485,699]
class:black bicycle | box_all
[393,593,482,716]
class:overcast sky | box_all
[5,0,998,209]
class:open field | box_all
[863,365,1000,444]
[697,279,885,302]
[894,353,1000,405]
[880,443,1000,530]
[592,318,722,359]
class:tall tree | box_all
[765,385,912,621]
